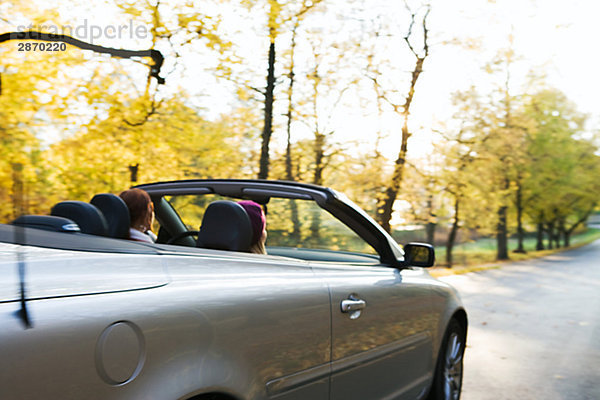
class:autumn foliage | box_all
[1,1,598,263]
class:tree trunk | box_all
[309,133,325,245]
[496,177,510,260]
[446,197,460,268]
[558,220,566,248]
[128,163,139,183]
[426,222,436,245]
[536,222,545,250]
[495,46,514,261]
[425,193,436,244]
[546,221,555,250]
[258,41,276,180]
[563,207,595,249]
[285,25,298,182]
[313,133,325,187]
[514,183,526,253]
[287,199,301,242]
[554,231,560,249]
[376,9,429,233]
[497,204,509,260]
[11,162,25,219]
[550,218,560,248]
[377,118,409,233]
[284,27,301,241]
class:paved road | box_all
[439,240,600,400]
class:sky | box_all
[365,0,600,159]
[431,0,600,116]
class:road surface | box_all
[439,240,600,400]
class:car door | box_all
[312,262,435,400]
[259,195,435,399]
[159,250,333,400]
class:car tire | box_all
[427,318,465,400]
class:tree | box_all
[245,0,323,179]
[0,6,91,219]
[365,2,431,233]
[46,95,247,201]
[522,88,599,249]
[435,88,496,266]
[482,46,526,260]
[458,44,529,260]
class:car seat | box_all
[196,200,252,252]
[90,193,130,239]
[11,215,80,233]
[51,201,108,236]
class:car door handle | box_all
[341,299,366,313]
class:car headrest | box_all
[51,201,108,236]
[11,215,81,233]
[196,200,252,252]
[90,193,130,239]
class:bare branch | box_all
[323,85,352,133]
[422,6,431,57]
[431,126,479,145]
[123,98,164,127]
[403,4,431,59]
[367,73,402,113]
[403,3,418,56]
[248,85,265,96]
[281,0,323,25]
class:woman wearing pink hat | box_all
[237,200,267,254]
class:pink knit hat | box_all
[238,200,266,245]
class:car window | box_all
[163,194,377,256]
[266,197,376,255]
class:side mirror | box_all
[402,242,435,268]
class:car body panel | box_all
[162,253,332,400]
[1,179,466,400]
[0,244,332,400]
[0,242,168,302]
[311,263,436,400]
[428,277,469,355]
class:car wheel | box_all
[428,318,465,400]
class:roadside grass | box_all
[429,228,600,277]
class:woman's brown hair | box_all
[119,188,153,230]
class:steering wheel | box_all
[166,230,200,245]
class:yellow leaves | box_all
[37,92,258,205]
[113,0,150,20]
[267,0,284,39]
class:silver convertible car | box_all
[0,179,467,400]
